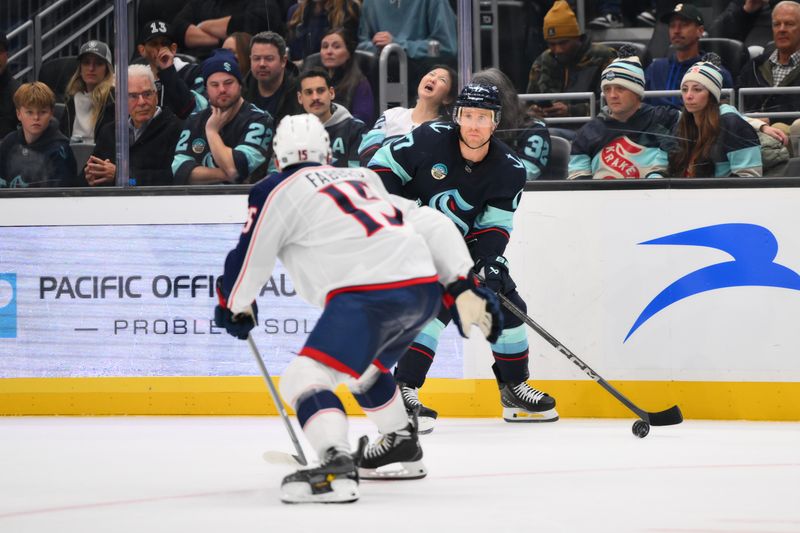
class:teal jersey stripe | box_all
[172,154,194,176]
[474,205,514,232]
[490,324,528,354]
[723,145,762,177]
[372,145,414,185]
[522,159,542,181]
[235,144,266,174]
[412,319,446,352]
[359,128,386,154]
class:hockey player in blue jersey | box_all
[214,114,503,503]
[369,83,559,432]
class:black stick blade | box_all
[647,405,683,426]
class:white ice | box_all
[1,416,798,533]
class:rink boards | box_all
[1,188,799,420]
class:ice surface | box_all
[1,417,798,532]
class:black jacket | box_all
[60,87,116,142]
[737,46,800,113]
[70,107,182,187]
[0,69,20,138]
[0,120,77,188]
[173,0,285,52]
[243,61,300,126]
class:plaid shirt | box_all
[768,48,800,86]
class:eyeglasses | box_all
[128,90,155,101]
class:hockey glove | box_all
[475,255,516,295]
[214,277,258,340]
[444,278,503,343]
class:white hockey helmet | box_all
[272,113,332,169]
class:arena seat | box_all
[70,143,94,175]
[698,38,748,81]
[37,56,78,103]
[540,136,570,180]
[595,41,651,68]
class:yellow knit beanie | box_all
[544,1,581,40]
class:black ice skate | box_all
[398,381,438,434]
[354,416,427,480]
[281,448,359,504]
[499,380,559,422]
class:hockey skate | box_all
[398,381,437,434]
[354,416,427,480]
[499,380,559,422]
[281,448,359,504]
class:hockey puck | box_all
[632,420,650,438]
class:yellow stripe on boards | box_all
[0,378,798,420]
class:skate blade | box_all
[417,416,436,435]
[358,460,427,480]
[502,407,559,423]
[281,478,359,504]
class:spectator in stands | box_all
[318,27,374,124]
[710,0,771,43]
[0,32,20,138]
[223,32,252,78]
[243,31,301,126]
[297,67,367,168]
[357,0,457,100]
[358,64,456,165]
[668,60,762,177]
[72,65,182,187]
[588,0,656,29]
[568,54,680,179]
[286,0,361,63]
[645,4,734,109]
[61,41,115,144]
[526,1,616,124]
[473,68,552,181]
[137,20,206,120]
[173,49,274,184]
[0,82,76,188]
[738,1,800,122]
[61,40,115,144]
[172,0,285,58]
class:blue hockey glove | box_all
[475,255,516,295]
[444,278,503,343]
[214,277,258,340]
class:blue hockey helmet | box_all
[452,83,502,125]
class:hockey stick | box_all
[246,334,309,466]
[475,275,682,426]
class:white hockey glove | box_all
[444,278,503,342]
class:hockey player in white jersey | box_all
[214,114,503,504]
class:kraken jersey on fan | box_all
[172,102,274,184]
[568,103,680,180]
[368,120,526,263]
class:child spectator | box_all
[0,82,76,188]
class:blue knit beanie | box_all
[202,49,242,85]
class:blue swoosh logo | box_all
[625,223,800,342]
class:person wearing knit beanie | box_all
[543,0,581,40]
[668,58,762,178]
[680,61,723,103]
[202,48,243,85]
[600,55,646,99]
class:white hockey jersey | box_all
[223,163,474,313]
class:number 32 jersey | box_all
[221,163,474,314]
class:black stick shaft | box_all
[476,274,681,426]
[247,335,308,465]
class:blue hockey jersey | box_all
[368,121,526,262]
